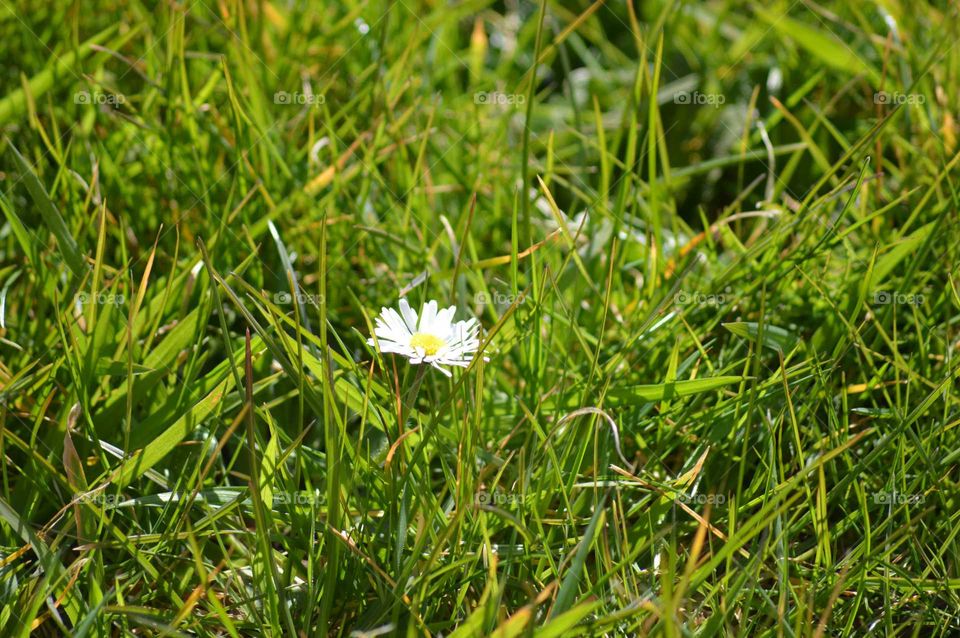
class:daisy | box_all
[368,299,483,376]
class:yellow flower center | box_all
[409,332,445,356]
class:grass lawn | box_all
[1,0,958,635]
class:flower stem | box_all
[399,365,428,431]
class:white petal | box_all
[378,341,416,356]
[430,361,453,376]
[375,323,404,342]
[420,300,438,333]
[389,313,409,338]
[399,298,419,333]
[376,309,409,344]
[435,306,457,335]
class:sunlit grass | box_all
[0,0,958,635]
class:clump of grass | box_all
[0,0,958,636]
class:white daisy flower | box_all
[368,299,483,376]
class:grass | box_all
[0,0,959,635]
